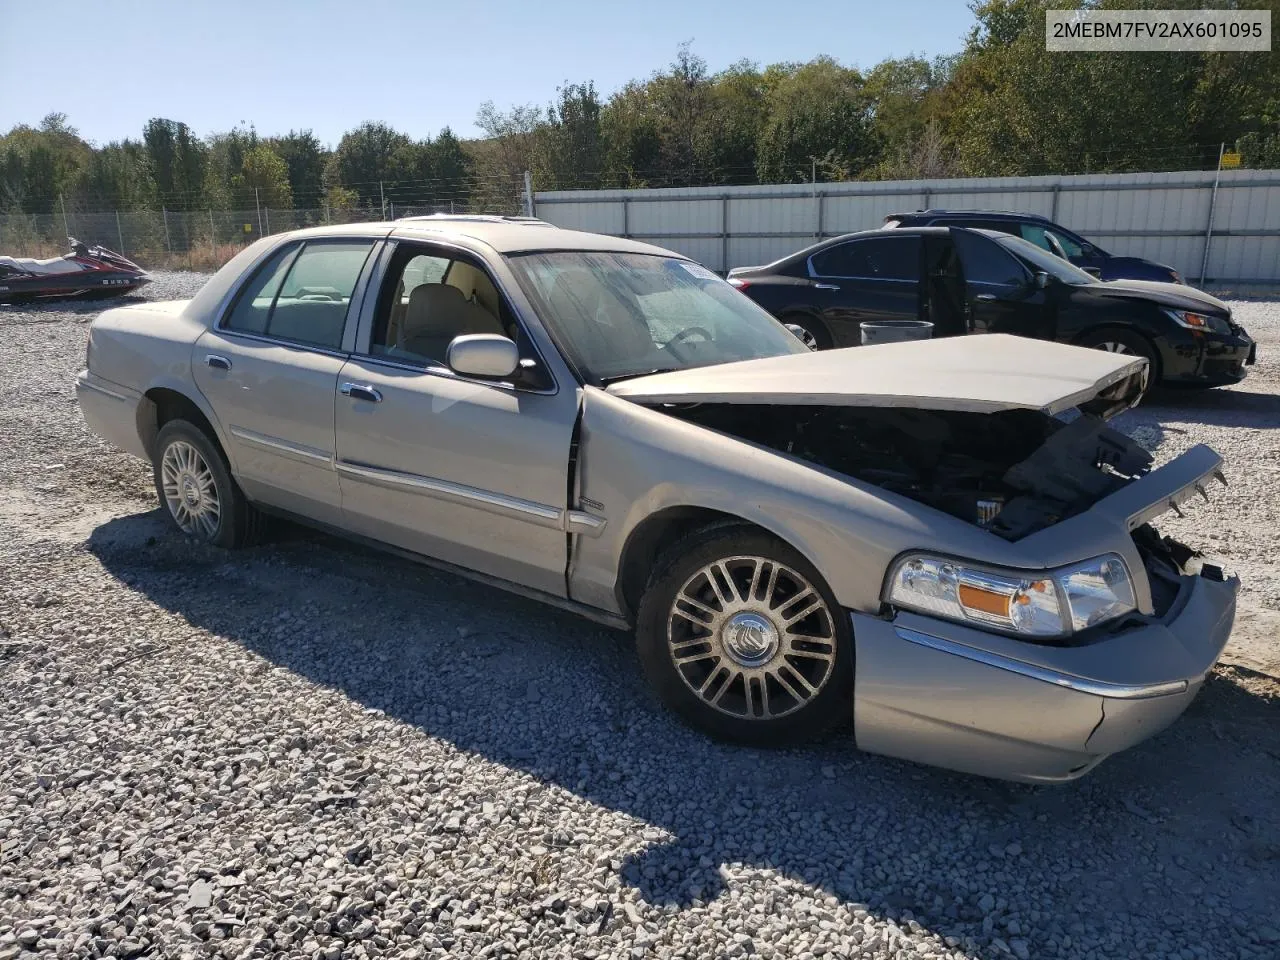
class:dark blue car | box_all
[883,210,1183,284]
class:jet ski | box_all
[0,237,150,304]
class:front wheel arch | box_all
[615,508,836,624]
[1072,325,1163,384]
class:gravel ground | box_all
[2,273,1278,960]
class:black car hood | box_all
[1078,278,1230,315]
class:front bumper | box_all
[1156,327,1255,386]
[850,570,1238,783]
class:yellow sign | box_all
[244,223,253,233]
[1221,152,1242,168]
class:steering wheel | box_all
[667,326,713,346]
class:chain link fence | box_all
[0,195,524,272]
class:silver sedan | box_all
[76,216,1237,782]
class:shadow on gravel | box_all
[86,511,1280,954]
[1140,387,1280,431]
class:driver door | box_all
[332,240,578,596]
[950,228,1054,339]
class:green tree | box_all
[267,130,328,207]
[601,82,663,187]
[755,57,875,183]
[542,82,603,189]
[203,127,258,209]
[142,118,207,210]
[234,145,293,208]
[328,121,416,208]
[425,127,471,205]
[706,61,768,185]
[649,43,715,184]
[0,114,92,213]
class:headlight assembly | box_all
[1164,308,1230,334]
[885,554,1136,638]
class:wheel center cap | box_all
[722,612,780,667]
[181,476,200,506]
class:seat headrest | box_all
[409,282,465,316]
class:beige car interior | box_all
[545,267,655,369]
[381,255,508,364]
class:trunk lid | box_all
[608,333,1147,418]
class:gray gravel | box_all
[2,274,1279,960]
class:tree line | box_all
[2,0,1277,218]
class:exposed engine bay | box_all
[658,403,1155,541]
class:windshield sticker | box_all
[675,261,721,283]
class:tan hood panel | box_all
[608,334,1147,417]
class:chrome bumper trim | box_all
[893,625,1190,700]
[75,373,130,403]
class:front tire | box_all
[636,524,854,746]
[1076,328,1160,390]
[779,313,832,350]
[152,420,258,548]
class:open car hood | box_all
[607,334,1148,418]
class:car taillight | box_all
[727,277,750,290]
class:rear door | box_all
[950,229,1053,339]
[332,239,578,597]
[806,235,921,344]
[193,238,378,525]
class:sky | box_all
[0,0,976,147]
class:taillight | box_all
[727,277,750,290]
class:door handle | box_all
[812,282,841,291]
[205,354,232,371]
[341,382,383,403]
[974,294,998,302]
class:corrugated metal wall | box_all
[535,170,1280,285]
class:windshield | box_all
[507,251,809,383]
[995,234,1099,285]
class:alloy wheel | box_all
[160,439,221,539]
[1096,341,1131,354]
[666,555,837,720]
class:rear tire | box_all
[779,313,832,350]
[635,523,854,746]
[1076,328,1160,391]
[152,420,260,548]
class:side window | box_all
[810,236,919,280]
[369,243,551,388]
[266,241,375,349]
[223,240,374,349]
[224,244,300,335]
[1020,224,1056,253]
[952,230,1028,288]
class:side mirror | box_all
[446,333,519,379]
[1034,271,1051,289]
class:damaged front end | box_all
[655,402,1168,542]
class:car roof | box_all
[268,216,683,258]
[887,209,1051,223]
